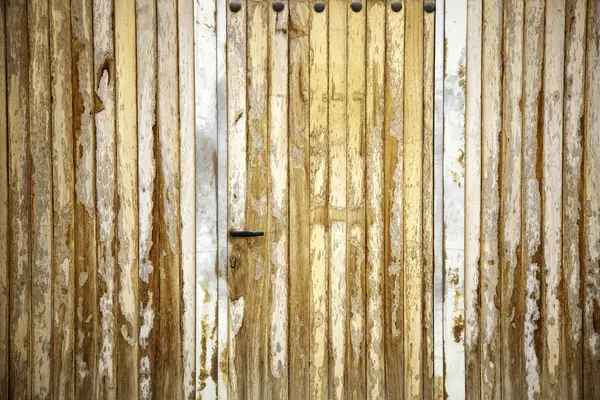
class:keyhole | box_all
[230,256,237,269]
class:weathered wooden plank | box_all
[195,0,219,397]
[226,0,247,396]
[136,0,158,397]
[366,0,386,397]
[28,1,53,398]
[51,0,76,396]
[404,1,424,398]
[384,1,405,396]
[289,0,310,397]
[157,0,183,396]
[500,0,524,398]
[72,0,98,395]
[464,0,481,397]
[93,0,117,396]
[521,1,545,398]
[541,1,567,397]
[480,0,502,397]
[7,1,31,397]
[422,4,435,398]
[0,2,8,397]
[562,0,587,398]
[309,2,329,398]
[328,1,347,398]
[347,1,366,397]
[268,3,289,397]
[443,1,467,398]
[178,1,196,397]
[433,0,445,397]
[583,0,600,396]
[114,0,139,397]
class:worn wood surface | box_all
[0,2,8,397]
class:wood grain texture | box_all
[72,0,98,395]
[347,1,367,397]
[289,0,311,398]
[7,1,31,398]
[584,0,600,396]
[0,2,8,396]
[500,0,524,398]
[93,0,117,397]
[481,1,502,397]
[309,3,329,398]
[465,1,482,398]
[136,0,158,398]
[115,0,138,397]
[384,3,405,397]
[28,1,53,398]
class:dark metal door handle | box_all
[229,229,264,238]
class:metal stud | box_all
[229,0,242,12]
[391,0,402,12]
[350,1,362,12]
[424,1,435,13]
[273,1,285,12]
[314,0,326,12]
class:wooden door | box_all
[225,0,435,398]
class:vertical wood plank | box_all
[226,0,247,396]
[28,1,53,397]
[442,1,467,397]
[562,0,587,398]
[309,2,329,397]
[366,1,386,397]
[268,3,289,397]
[347,0,367,397]
[178,1,196,397]
[289,0,311,397]
[157,0,182,396]
[433,0,445,396]
[583,0,600,396]
[0,2,8,396]
[195,0,219,397]
[521,0,545,398]
[422,4,436,398]
[51,0,75,396]
[72,0,98,395]
[480,1,502,397]
[500,0,524,398]
[114,0,139,397]
[465,0,482,398]
[328,1,347,398]
[404,1,424,398]
[541,1,567,397]
[7,1,31,397]
[384,0,405,396]
[136,0,158,397]
[93,0,117,396]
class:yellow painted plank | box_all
[72,0,98,395]
[51,0,76,396]
[328,1,347,398]
[384,0,405,396]
[366,0,386,397]
[480,1,502,397]
[93,0,117,397]
[115,0,139,397]
[289,0,311,397]
[157,0,183,397]
[309,1,329,397]
[28,1,52,397]
[500,0,524,398]
[347,0,367,397]
[7,1,31,397]
[0,2,8,396]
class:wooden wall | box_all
[0,0,599,399]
